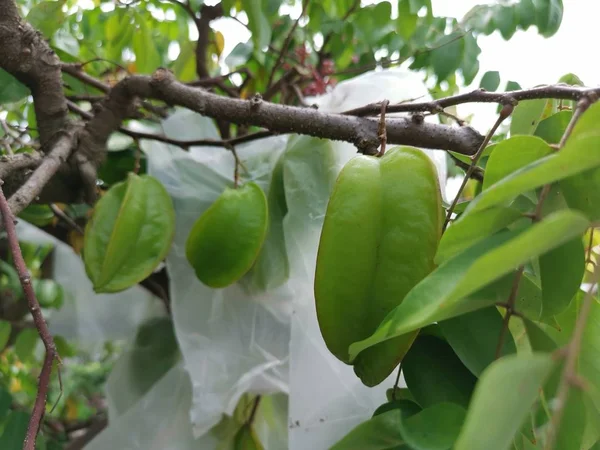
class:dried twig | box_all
[0,182,60,450]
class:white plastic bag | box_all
[13,221,163,355]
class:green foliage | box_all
[83,172,176,293]
[4,0,599,449]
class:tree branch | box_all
[345,85,600,117]
[91,69,484,156]
[0,182,60,450]
[195,4,224,79]
[7,132,75,216]
[0,0,69,146]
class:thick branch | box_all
[94,69,484,155]
[0,0,69,145]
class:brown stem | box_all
[443,103,514,231]
[345,85,600,117]
[494,266,525,359]
[377,100,389,157]
[544,252,600,450]
[265,0,310,91]
[0,183,60,450]
[7,132,74,217]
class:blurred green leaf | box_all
[454,354,556,450]
[0,321,11,351]
[403,335,477,408]
[431,32,465,81]
[15,328,40,363]
[0,70,30,105]
[479,70,500,92]
[26,0,66,38]
[0,411,29,448]
[439,306,516,377]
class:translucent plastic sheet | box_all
[142,129,293,441]
[135,68,448,450]
[12,221,164,355]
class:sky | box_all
[209,0,600,130]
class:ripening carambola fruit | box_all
[185,182,269,288]
[314,146,443,387]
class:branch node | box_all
[250,93,263,110]
[411,113,424,125]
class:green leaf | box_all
[466,103,600,214]
[431,32,464,81]
[454,354,556,450]
[26,1,66,38]
[83,173,176,293]
[545,292,600,408]
[0,70,30,104]
[53,335,76,358]
[52,29,80,57]
[242,0,271,61]
[0,320,11,351]
[225,41,253,68]
[439,306,516,377]
[460,32,481,85]
[495,5,518,39]
[241,151,289,292]
[483,136,553,191]
[510,99,549,137]
[172,40,197,82]
[0,411,29,448]
[329,409,405,450]
[15,328,39,363]
[130,317,180,398]
[560,166,600,221]
[373,399,421,417]
[517,0,536,30]
[479,71,500,92]
[132,14,161,73]
[0,385,12,422]
[558,73,584,86]
[33,279,64,309]
[403,335,477,409]
[348,210,590,361]
[534,110,572,145]
[533,0,563,37]
[436,206,523,264]
[397,0,418,40]
[400,402,466,450]
[234,424,264,450]
[539,237,584,317]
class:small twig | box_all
[230,145,240,188]
[49,204,84,235]
[0,182,61,450]
[247,396,261,425]
[544,240,600,450]
[559,94,596,148]
[377,100,389,156]
[66,99,274,150]
[345,85,600,118]
[7,132,74,217]
[448,153,484,182]
[443,103,515,231]
[391,361,403,401]
[534,94,597,223]
[494,266,525,359]
[316,0,361,70]
[265,0,310,90]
